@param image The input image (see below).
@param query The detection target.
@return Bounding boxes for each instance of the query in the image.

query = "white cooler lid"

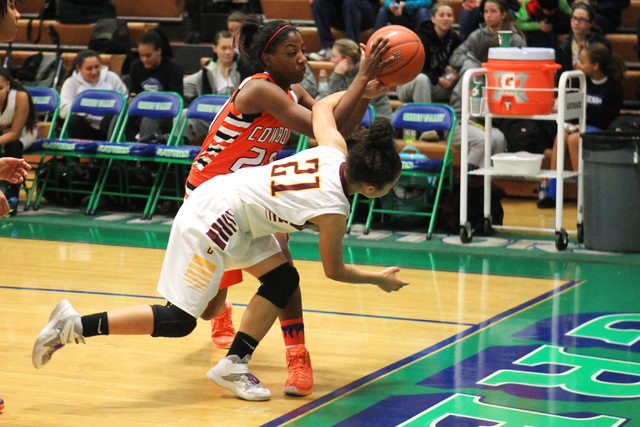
[488,47,556,61]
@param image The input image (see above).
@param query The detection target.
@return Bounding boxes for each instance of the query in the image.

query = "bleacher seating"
[20,0,182,22]
[8,19,158,49]
[0,51,127,75]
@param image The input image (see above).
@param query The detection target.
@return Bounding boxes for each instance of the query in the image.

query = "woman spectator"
[127,29,184,141]
[59,50,129,140]
[458,0,521,41]
[572,0,629,34]
[182,31,243,144]
[555,3,609,75]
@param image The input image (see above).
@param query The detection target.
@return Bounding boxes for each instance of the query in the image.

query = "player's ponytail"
[346,119,401,188]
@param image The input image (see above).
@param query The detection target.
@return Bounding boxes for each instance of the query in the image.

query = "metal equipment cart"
[459,68,586,250]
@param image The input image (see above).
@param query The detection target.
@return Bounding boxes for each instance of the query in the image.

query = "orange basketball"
[366,25,425,87]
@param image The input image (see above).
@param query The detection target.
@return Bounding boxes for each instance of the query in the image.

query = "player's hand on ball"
[377,267,409,293]
[363,79,389,98]
[358,37,390,81]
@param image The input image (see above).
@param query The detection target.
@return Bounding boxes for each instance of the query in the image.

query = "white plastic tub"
[491,151,544,175]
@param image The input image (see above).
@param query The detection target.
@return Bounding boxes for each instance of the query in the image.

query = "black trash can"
[583,131,640,252]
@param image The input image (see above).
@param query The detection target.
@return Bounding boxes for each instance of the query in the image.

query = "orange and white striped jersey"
[186,73,298,191]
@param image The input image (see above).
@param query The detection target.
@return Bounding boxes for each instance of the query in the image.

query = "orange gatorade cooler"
[481,47,560,115]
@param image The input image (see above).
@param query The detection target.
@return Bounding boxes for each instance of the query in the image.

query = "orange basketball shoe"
[210,300,236,349]
[283,344,313,396]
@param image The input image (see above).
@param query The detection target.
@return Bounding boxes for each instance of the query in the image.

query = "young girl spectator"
[328,38,393,119]
[555,3,609,75]
[182,31,243,144]
[0,67,37,216]
[127,29,184,141]
[59,50,129,140]
[458,0,521,40]
[538,42,625,207]
[396,2,461,106]
[187,18,389,397]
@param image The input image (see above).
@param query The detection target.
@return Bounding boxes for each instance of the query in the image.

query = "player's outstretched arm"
[332,36,390,136]
[312,92,349,155]
[312,213,409,292]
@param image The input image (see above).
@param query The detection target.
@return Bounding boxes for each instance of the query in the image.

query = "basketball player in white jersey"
[33,91,409,402]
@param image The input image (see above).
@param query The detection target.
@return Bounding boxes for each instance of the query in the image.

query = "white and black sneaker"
[32,299,85,369]
[206,355,271,401]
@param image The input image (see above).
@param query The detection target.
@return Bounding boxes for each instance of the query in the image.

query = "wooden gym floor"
[1,199,639,426]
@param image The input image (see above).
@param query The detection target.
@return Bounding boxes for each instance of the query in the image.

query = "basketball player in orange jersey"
[185,17,390,397]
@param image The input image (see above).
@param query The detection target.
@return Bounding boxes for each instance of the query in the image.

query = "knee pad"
[256,263,299,309]
[151,302,197,337]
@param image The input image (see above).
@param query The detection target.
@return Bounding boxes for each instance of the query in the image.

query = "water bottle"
[317,69,330,99]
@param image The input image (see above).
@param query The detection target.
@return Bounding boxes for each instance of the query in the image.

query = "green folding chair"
[24,89,127,211]
[86,91,183,216]
[23,86,60,207]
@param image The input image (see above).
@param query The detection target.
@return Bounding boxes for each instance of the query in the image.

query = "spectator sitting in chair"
[182,31,244,145]
[127,29,184,141]
[59,50,129,141]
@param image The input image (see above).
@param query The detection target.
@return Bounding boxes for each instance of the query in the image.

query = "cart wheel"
[460,225,472,244]
[483,217,493,235]
[555,229,569,251]
[577,223,584,244]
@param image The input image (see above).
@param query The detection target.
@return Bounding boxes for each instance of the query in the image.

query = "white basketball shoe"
[32,299,85,369]
[206,354,271,401]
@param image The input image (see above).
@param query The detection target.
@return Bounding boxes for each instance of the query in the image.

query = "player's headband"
[262,25,292,58]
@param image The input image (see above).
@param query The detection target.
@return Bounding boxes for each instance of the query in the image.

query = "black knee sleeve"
[256,263,300,309]
[151,302,197,337]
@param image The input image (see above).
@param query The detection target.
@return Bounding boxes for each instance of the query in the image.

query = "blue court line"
[0,285,473,327]
[262,279,582,427]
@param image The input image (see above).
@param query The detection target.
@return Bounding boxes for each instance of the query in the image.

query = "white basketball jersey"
[192,146,351,239]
